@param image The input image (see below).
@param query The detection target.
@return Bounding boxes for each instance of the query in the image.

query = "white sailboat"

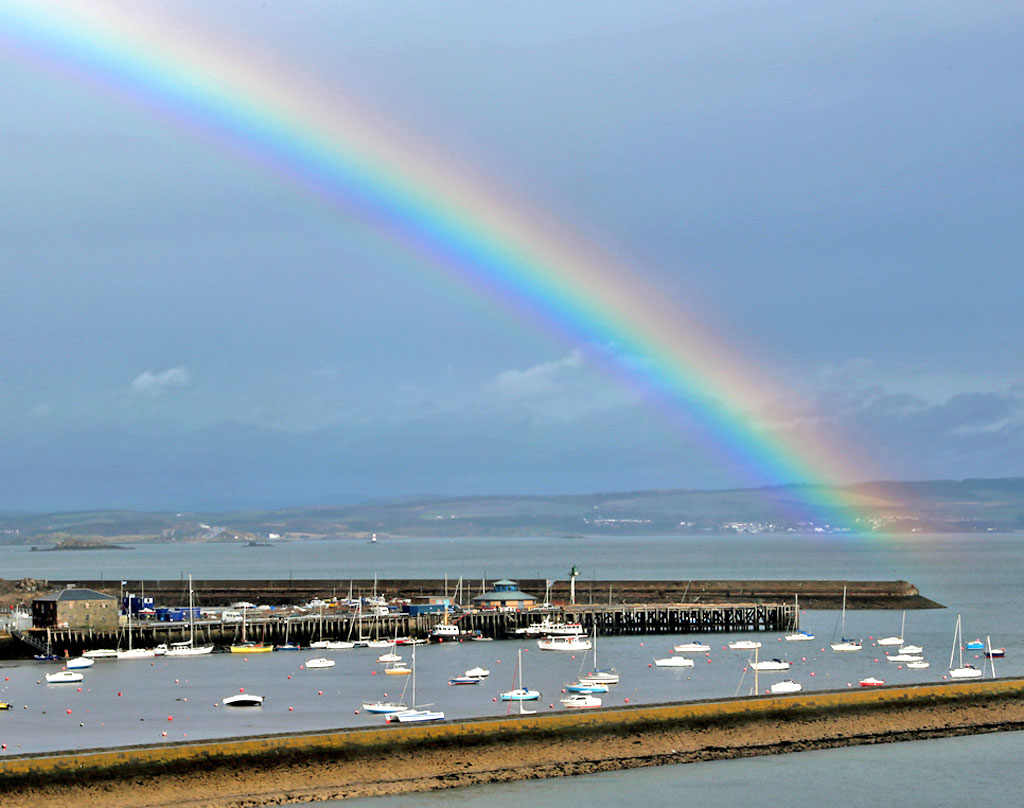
[784,595,815,641]
[949,613,982,679]
[166,575,215,657]
[876,611,906,646]
[387,645,445,723]
[830,586,862,652]
[501,648,540,701]
[577,625,619,685]
[117,596,156,660]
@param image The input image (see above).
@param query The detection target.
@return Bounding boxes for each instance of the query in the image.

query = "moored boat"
[65,656,95,669]
[728,640,761,650]
[653,656,694,667]
[750,658,790,671]
[537,634,592,652]
[304,657,335,669]
[45,670,84,683]
[769,679,803,694]
[673,641,712,652]
[560,693,601,708]
[223,693,264,707]
[859,677,885,687]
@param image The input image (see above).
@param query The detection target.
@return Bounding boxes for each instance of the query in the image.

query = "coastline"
[4,680,1023,807]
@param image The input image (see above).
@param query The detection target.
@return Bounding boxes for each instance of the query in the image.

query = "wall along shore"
[2,678,1021,808]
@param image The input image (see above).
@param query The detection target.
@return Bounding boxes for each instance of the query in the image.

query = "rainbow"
[0,2,877,525]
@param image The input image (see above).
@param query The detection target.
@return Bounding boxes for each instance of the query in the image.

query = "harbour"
[1,532,1021,804]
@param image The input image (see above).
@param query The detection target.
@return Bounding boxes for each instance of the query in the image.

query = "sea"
[2,531,1022,806]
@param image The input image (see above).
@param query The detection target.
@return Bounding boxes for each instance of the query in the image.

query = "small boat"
[117,647,157,661]
[223,693,264,707]
[448,675,482,685]
[877,611,907,646]
[45,670,84,684]
[275,643,300,651]
[830,586,862,652]
[83,648,118,659]
[377,651,402,663]
[229,643,274,654]
[501,649,540,701]
[653,656,694,668]
[859,677,885,687]
[673,641,712,652]
[985,648,1006,659]
[537,634,592,652]
[304,657,335,669]
[560,693,602,709]
[769,680,803,694]
[429,610,462,643]
[154,644,168,655]
[362,700,408,714]
[384,663,411,676]
[514,618,584,637]
[750,658,791,671]
[887,653,924,662]
[728,640,761,650]
[323,640,355,650]
[386,645,444,723]
[65,656,95,669]
[784,631,815,642]
[965,639,985,651]
[565,681,609,693]
[464,666,490,678]
[0,702,11,710]
[898,644,924,655]
[950,614,983,679]
[906,660,930,669]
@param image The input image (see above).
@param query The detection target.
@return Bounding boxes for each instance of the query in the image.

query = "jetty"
[3,678,1022,808]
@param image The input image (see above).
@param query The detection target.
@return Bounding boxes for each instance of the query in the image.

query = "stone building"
[32,586,119,630]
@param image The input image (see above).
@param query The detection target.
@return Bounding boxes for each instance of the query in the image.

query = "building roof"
[34,587,116,602]
[472,588,536,602]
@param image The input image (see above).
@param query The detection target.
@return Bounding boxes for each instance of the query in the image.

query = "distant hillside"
[0,477,1021,542]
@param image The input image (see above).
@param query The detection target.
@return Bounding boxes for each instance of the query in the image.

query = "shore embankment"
[3,679,1021,808]
[48,577,939,609]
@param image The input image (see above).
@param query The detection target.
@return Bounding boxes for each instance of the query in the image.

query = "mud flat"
[3,679,1023,808]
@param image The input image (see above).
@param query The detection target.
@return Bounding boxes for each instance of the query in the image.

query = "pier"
[6,600,798,659]
[0,577,939,659]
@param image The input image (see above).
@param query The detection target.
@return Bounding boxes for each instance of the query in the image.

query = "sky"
[0,1,1022,511]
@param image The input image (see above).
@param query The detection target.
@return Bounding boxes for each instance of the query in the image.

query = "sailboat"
[387,645,444,723]
[949,613,982,679]
[830,586,862,652]
[166,575,215,657]
[784,595,814,641]
[501,648,540,701]
[576,625,619,685]
[117,595,156,660]
[230,606,273,653]
[877,611,906,646]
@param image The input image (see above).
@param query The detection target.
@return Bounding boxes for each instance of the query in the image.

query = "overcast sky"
[1,1,1021,511]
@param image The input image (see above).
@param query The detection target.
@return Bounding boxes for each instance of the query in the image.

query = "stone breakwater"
[3,679,1022,808]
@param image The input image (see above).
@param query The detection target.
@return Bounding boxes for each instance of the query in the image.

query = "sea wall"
[47,577,940,609]
[3,679,1023,807]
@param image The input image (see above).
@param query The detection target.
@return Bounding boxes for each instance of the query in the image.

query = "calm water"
[2,532,1022,805]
